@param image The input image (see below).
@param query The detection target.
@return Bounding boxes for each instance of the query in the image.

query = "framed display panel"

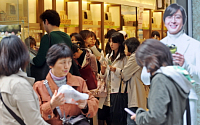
[121,5,137,38]
[142,9,151,40]
[61,0,80,35]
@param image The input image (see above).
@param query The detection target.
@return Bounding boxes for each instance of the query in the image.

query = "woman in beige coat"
[122,37,149,125]
[0,35,49,125]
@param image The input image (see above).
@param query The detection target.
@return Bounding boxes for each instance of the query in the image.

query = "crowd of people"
[0,3,199,125]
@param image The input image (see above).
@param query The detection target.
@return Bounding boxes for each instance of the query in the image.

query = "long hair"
[135,39,173,74]
[109,32,126,61]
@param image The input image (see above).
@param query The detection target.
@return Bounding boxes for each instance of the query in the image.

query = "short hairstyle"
[0,35,29,76]
[71,43,80,54]
[79,30,92,40]
[109,32,126,61]
[25,36,36,48]
[151,31,160,38]
[46,43,73,66]
[40,10,60,27]
[70,33,85,48]
[123,37,140,53]
[135,39,173,74]
[163,3,187,25]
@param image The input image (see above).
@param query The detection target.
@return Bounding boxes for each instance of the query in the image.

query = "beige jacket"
[121,53,149,109]
[0,70,49,125]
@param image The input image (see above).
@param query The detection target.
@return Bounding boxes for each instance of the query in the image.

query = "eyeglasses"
[166,15,182,21]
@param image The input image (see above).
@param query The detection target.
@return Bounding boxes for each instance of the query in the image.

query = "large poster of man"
[161,4,200,125]
[139,3,199,125]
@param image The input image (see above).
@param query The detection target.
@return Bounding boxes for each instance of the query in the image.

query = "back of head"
[40,9,60,27]
[151,31,160,38]
[135,39,173,74]
[0,35,29,76]
[25,36,36,48]
[124,37,140,53]
[72,43,80,54]
[46,43,72,67]
[105,29,117,39]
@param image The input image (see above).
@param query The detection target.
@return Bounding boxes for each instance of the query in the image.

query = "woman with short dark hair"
[0,35,49,125]
[122,37,149,125]
[131,39,192,125]
[33,43,98,125]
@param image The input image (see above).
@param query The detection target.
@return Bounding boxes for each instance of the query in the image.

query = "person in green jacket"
[31,10,79,81]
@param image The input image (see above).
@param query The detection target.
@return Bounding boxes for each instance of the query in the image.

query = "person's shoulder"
[160,36,168,43]
[185,34,200,45]
[33,80,45,88]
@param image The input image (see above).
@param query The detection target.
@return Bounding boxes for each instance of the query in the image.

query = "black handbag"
[110,80,128,125]
[30,35,51,82]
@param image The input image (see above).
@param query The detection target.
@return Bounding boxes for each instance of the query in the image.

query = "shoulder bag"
[0,92,26,125]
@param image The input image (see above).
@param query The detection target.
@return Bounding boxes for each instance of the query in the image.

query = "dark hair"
[46,43,73,66]
[95,39,100,46]
[105,29,117,54]
[109,32,126,61]
[151,31,160,38]
[25,36,36,48]
[70,33,85,48]
[123,37,140,53]
[91,31,97,40]
[71,43,80,54]
[0,35,29,76]
[105,29,117,39]
[163,3,187,25]
[135,39,173,74]
[79,30,92,40]
[40,10,60,27]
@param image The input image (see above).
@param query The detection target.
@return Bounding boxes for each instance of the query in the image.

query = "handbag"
[43,80,90,125]
[90,74,107,97]
[30,35,51,82]
[78,63,97,90]
[0,92,26,125]
[110,80,128,125]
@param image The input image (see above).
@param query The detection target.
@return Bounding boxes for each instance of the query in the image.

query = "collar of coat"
[45,72,80,93]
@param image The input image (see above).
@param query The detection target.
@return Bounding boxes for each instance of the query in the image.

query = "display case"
[121,5,137,38]
[0,0,28,42]
[152,11,162,39]
[0,0,29,72]
[142,9,151,40]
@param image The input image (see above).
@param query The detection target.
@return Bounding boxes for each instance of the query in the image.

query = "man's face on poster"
[164,10,183,34]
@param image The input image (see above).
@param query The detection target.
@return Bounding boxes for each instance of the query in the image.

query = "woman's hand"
[109,65,116,72]
[101,61,107,75]
[76,100,87,109]
[172,52,185,66]
[131,114,136,121]
[50,90,66,110]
